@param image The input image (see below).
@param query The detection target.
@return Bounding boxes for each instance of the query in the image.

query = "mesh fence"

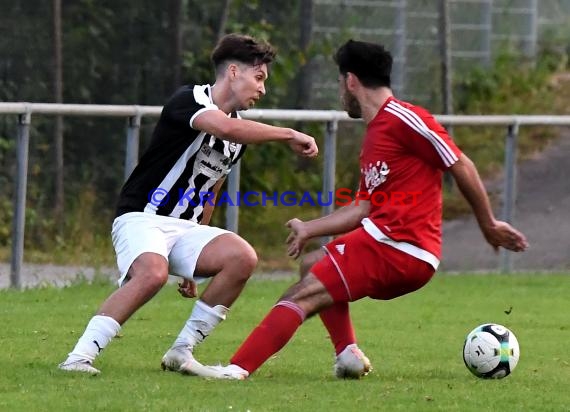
[310,0,570,110]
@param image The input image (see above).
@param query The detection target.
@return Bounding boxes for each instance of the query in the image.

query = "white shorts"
[111,212,231,286]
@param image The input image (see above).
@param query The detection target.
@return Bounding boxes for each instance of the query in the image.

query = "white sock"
[173,300,229,349]
[66,315,121,363]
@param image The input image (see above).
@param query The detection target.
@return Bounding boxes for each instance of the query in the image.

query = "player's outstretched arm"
[193,110,318,157]
[449,153,529,252]
[286,200,370,258]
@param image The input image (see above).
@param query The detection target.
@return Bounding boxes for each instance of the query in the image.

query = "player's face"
[233,63,268,110]
[339,74,361,119]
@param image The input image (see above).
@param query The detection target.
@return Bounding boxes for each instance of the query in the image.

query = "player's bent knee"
[229,243,258,280]
[142,269,169,289]
[125,268,168,294]
[128,253,169,288]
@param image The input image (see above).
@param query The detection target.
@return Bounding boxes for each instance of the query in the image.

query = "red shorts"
[311,227,435,302]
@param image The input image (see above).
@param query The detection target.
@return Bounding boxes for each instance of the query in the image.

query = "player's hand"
[286,218,310,259]
[177,279,198,298]
[482,220,529,252]
[288,131,318,158]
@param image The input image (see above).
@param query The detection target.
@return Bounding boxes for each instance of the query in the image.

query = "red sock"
[230,301,305,374]
[319,302,356,355]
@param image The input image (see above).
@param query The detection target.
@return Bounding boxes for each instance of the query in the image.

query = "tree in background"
[6,1,565,263]
[0,0,319,260]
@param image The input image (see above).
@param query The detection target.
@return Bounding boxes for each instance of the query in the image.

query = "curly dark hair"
[334,39,392,88]
[211,33,276,72]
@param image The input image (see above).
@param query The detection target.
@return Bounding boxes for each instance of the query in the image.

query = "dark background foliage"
[1,0,568,267]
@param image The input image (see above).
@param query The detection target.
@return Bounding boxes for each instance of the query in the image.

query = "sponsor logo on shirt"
[197,144,231,178]
[362,161,390,193]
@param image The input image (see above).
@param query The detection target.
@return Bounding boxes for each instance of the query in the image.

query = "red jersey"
[358,96,462,267]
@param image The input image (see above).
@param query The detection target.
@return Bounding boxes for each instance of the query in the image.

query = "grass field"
[1,273,569,412]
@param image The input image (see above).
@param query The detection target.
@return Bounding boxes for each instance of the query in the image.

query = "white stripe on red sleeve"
[386,101,459,167]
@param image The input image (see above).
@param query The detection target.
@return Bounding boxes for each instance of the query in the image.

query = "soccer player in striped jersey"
[58,33,318,375]
[184,39,528,380]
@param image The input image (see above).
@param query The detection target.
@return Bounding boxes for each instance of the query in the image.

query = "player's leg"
[98,252,169,322]
[186,266,369,379]
[308,245,371,378]
[191,233,387,380]
[185,228,374,379]
[59,255,168,374]
[320,235,436,379]
[194,233,258,307]
[188,229,434,380]
[189,272,334,379]
[298,249,324,279]
[300,249,358,360]
[162,229,257,373]
[59,213,171,374]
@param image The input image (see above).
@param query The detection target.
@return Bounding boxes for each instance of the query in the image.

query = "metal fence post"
[225,160,241,233]
[392,0,407,98]
[10,112,32,289]
[500,123,519,273]
[321,120,338,245]
[481,0,493,67]
[125,112,141,181]
[440,0,455,191]
[525,0,538,61]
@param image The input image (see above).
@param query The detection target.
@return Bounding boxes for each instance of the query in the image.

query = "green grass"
[1,273,569,411]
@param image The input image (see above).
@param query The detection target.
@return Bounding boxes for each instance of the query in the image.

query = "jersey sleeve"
[391,105,462,170]
[165,85,219,130]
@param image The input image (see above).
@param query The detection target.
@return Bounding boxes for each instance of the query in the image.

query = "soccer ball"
[462,323,520,379]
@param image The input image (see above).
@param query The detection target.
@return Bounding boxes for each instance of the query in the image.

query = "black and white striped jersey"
[115,84,246,223]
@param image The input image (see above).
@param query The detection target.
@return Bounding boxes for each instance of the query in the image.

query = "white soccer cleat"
[58,359,101,375]
[334,344,372,379]
[161,345,195,372]
[182,359,249,380]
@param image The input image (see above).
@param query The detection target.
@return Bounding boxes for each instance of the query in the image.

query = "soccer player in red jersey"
[186,39,529,380]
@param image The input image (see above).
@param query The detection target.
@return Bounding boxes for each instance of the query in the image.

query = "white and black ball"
[463,323,520,379]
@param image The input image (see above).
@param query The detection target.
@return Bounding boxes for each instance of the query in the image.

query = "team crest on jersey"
[362,160,390,193]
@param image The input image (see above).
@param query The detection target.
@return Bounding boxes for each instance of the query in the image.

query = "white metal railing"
[2,102,570,288]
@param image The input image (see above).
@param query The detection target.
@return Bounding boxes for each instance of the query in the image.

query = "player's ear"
[228,63,238,80]
[346,72,358,90]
